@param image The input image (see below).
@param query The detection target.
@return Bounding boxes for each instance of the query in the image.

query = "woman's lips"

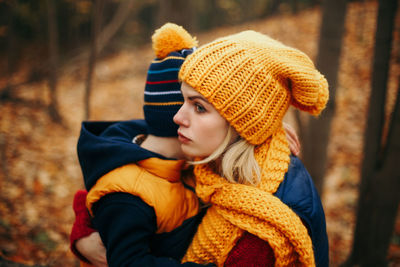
[177,131,191,144]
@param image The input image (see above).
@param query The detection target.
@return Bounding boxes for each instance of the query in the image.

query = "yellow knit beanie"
[179,30,329,145]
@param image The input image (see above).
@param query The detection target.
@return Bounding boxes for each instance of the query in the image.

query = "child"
[71,23,212,267]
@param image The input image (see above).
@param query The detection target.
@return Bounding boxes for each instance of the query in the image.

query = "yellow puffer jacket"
[86,157,199,233]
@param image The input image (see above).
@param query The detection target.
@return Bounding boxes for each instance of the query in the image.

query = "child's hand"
[76,232,108,267]
[283,122,301,156]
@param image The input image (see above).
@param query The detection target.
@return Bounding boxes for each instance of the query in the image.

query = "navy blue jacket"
[78,120,164,190]
[78,120,211,267]
[275,156,329,266]
[78,120,329,267]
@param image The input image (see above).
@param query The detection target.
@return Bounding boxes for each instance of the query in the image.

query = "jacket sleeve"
[92,192,213,267]
[70,190,97,263]
[224,232,275,266]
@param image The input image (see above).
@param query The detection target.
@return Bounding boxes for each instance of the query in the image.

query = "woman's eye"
[195,103,206,113]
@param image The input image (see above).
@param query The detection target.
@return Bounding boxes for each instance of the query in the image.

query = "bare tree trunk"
[344,0,399,265]
[354,85,400,266]
[6,2,17,79]
[291,0,299,14]
[157,0,193,30]
[96,0,135,54]
[262,0,281,17]
[208,0,224,28]
[46,0,62,122]
[0,1,17,100]
[301,0,348,194]
[84,0,105,120]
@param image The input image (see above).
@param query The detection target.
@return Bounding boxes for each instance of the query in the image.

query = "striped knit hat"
[180,30,329,145]
[144,23,197,137]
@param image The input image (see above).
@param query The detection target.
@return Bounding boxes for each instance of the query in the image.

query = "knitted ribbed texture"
[182,129,315,267]
[179,30,329,145]
[144,23,197,137]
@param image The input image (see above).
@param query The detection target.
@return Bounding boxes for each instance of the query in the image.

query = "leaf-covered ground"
[0,1,399,266]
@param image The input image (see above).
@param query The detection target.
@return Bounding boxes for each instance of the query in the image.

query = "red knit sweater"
[70,190,275,266]
[225,232,275,266]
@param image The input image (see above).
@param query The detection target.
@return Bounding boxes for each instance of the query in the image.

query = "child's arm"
[70,190,106,266]
[92,193,213,266]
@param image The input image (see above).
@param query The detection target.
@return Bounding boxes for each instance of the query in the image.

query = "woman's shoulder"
[274,156,329,266]
[274,156,317,202]
[274,155,323,227]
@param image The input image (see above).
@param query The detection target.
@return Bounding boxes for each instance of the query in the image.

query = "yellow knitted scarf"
[182,128,315,267]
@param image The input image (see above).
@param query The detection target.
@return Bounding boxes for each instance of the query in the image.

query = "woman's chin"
[181,146,195,159]
[181,146,204,159]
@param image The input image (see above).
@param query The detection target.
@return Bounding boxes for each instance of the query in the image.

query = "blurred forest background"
[0,0,399,266]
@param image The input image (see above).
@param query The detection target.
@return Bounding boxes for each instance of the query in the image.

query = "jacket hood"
[77,120,166,190]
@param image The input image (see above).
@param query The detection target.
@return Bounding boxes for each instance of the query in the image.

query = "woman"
[71,27,318,265]
[173,29,329,266]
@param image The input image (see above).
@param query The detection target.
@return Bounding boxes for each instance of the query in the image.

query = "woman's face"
[173,82,230,159]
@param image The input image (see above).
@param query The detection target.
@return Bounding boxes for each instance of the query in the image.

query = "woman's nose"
[173,106,188,127]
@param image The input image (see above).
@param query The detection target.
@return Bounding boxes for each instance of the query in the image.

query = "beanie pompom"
[152,23,198,59]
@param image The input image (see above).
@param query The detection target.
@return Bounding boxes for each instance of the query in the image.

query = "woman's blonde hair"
[191,127,261,185]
